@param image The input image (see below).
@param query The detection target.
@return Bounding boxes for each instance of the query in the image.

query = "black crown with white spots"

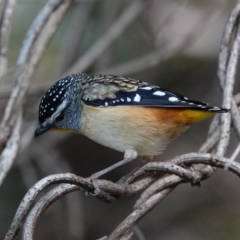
[38,76,74,123]
[84,84,228,113]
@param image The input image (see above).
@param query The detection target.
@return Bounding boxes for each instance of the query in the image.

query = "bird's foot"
[179,163,201,187]
[85,176,102,197]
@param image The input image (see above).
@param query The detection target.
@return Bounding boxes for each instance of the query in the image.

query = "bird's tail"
[174,107,229,124]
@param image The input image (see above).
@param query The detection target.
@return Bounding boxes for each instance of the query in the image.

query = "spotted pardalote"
[35,73,228,178]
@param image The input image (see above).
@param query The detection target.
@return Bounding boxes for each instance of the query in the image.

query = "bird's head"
[35,74,86,137]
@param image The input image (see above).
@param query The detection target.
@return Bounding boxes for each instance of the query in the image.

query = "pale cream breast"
[81,104,189,156]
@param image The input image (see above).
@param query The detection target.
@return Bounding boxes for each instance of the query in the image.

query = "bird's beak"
[34,124,52,137]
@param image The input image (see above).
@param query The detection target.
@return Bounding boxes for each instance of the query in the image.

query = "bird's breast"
[80,105,193,156]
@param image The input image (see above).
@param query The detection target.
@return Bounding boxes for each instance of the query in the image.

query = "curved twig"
[0,0,73,150]
[0,0,17,80]
[217,0,240,156]
[22,184,79,240]
[65,0,145,75]
[4,173,118,240]
[4,1,240,240]
[0,0,74,187]
[108,154,239,239]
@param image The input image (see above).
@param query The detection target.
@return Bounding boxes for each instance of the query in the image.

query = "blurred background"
[1,0,240,239]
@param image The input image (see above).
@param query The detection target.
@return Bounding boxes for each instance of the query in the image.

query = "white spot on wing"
[134,94,141,102]
[127,97,131,102]
[209,106,221,111]
[105,102,108,106]
[140,86,152,90]
[168,97,179,102]
[153,91,166,96]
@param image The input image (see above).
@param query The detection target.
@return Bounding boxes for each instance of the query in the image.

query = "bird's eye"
[55,112,64,122]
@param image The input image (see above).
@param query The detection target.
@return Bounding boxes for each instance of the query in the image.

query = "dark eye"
[55,112,64,122]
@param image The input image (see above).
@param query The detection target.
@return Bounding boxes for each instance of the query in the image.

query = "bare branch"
[108,189,172,240]
[229,143,240,162]
[108,153,239,239]
[217,0,240,156]
[22,184,79,240]
[4,173,118,240]
[6,150,240,240]
[0,0,73,136]
[0,0,17,80]
[64,0,145,75]
[127,161,202,185]
[102,1,220,76]
[0,111,22,185]
[217,0,240,87]
[231,99,240,139]
[199,92,240,153]
[0,0,74,187]
[56,1,94,74]
[4,1,240,240]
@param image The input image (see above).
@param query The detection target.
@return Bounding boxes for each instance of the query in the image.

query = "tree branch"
[0,0,17,80]
[64,0,145,75]
[0,0,74,187]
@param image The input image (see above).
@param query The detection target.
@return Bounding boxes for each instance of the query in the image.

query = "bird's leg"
[91,149,138,179]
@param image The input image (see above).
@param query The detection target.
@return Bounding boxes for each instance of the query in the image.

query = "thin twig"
[4,2,240,240]
[102,1,220,76]
[108,189,172,240]
[0,0,74,187]
[22,184,79,240]
[108,153,239,239]
[4,173,118,240]
[0,0,17,80]
[55,0,94,74]
[6,151,240,240]
[0,0,73,141]
[217,0,240,156]
[64,0,145,75]
[0,111,22,185]
[217,0,240,87]
[229,143,240,162]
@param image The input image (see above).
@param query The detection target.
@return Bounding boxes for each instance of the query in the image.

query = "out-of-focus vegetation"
[1,0,240,239]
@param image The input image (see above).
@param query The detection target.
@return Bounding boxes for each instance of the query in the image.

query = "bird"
[35,73,228,178]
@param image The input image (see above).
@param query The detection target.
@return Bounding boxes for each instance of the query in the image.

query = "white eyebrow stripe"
[51,99,68,121]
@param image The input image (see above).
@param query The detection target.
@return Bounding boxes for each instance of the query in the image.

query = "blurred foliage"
[1,0,240,239]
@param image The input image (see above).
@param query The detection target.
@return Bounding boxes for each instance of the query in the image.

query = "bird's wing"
[81,75,227,113]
